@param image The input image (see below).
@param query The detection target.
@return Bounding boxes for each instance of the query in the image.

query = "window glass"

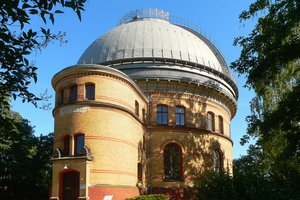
[135,101,139,116]
[60,89,64,105]
[137,163,142,181]
[213,150,222,173]
[85,84,95,100]
[175,106,185,126]
[207,112,215,131]
[157,105,168,125]
[70,85,77,103]
[75,134,84,155]
[142,109,146,122]
[63,135,70,156]
[164,144,182,180]
[219,116,224,134]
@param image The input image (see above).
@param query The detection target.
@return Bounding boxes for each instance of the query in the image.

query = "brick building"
[50,9,238,200]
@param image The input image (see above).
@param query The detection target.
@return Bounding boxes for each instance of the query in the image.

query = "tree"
[195,145,300,200]
[231,0,300,188]
[0,0,86,113]
[0,111,53,200]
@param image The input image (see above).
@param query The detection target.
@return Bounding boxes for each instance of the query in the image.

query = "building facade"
[50,9,238,200]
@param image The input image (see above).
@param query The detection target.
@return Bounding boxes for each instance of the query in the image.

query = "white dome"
[77,13,238,101]
[78,18,227,74]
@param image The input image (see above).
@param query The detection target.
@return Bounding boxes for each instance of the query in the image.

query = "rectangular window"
[219,116,224,134]
[75,134,84,155]
[135,100,139,116]
[63,136,70,156]
[60,89,64,105]
[207,112,215,131]
[157,105,168,125]
[142,109,146,122]
[176,106,185,126]
[70,85,77,103]
[85,84,95,100]
[137,163,142,181]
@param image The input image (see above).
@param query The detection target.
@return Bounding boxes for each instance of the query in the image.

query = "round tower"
[51,9,238,200]
[51,65,148,200]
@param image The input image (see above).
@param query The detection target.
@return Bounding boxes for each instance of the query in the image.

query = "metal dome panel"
[78,18,224,73]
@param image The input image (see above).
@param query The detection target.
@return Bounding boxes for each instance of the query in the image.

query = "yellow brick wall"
[51,65,236,198]
[146,91,233,188]
[51,66,148,198]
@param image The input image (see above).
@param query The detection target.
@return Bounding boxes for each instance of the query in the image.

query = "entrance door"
[62,171,79,200]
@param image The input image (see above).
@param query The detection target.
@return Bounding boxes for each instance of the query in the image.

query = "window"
[142,109,146,122]
[219,116,224,134]
[59,89,64,105]
[74,134,85,155]
[213,150,223,173]
[85,84,95,100]
[135,100,139,116]
[164,143,182,180]
[157,105,168,125]
[207,112,215,131]
[63,136,70,156]
[176,106,185,126]
[70,85,78,103]
[137,163,142,181]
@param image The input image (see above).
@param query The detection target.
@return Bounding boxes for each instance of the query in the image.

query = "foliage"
[195,1,300,199]
[0,111,53,200]
[126,194,169,200]
[231,0,300,188]
[195,145,300,200]
[0,4,85,198]
[0,0,86,112]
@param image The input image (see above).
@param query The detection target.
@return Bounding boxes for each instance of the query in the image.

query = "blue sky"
[12,0,255,159]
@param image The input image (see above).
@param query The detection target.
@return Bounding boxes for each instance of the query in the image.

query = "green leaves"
[231,0,300,195]
[0,111,54,199]
[0,0,86,116]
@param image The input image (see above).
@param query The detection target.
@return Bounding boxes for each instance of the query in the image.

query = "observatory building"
[50,9,238,200]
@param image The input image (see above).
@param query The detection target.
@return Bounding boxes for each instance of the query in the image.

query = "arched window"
[213,150,223,173]
[164,143,182,180]
[207,112,215,131]
[176,106,185,126]
[74,134,85,155]
[157,105,168,125]
[85,83,95,100]
[219,115,224,134]
[70,85,78,103]
[135,100,139,116]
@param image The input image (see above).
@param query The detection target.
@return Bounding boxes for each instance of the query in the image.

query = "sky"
[12,0,256,159]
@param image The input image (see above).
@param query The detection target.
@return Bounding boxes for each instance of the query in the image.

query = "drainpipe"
[148,94,153,194]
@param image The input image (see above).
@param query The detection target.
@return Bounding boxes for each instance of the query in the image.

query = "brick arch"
[160,139,185,154]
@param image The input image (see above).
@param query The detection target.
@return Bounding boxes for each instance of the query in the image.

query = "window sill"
[51,155,93,161]
[156,124,169,126]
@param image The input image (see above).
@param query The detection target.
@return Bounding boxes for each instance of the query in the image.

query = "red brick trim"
[86,135,138,149]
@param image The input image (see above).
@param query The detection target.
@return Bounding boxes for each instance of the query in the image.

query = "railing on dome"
[117,8,237,85]
[117,9,211,43]
[117,8,206,38]
[117,8,170,25]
